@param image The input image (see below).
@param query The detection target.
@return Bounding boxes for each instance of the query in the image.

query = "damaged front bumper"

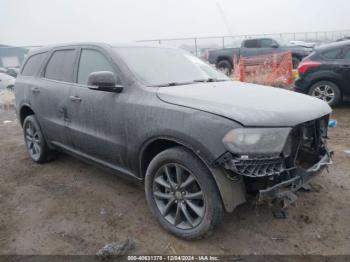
[215,115,333,206]
[258,150,333,202]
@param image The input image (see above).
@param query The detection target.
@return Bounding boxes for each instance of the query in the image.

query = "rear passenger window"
[322,48,342,59]
[44,49,76,82]
[244,40,259,48]
[21,53,46,76]
[77,49,114,85]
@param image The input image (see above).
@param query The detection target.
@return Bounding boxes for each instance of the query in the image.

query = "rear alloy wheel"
[309,81,341,106]
[145,147,223,239]
[23,115,54,163]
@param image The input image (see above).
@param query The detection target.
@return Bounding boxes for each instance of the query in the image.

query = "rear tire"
[6,85,14,90]
[292,57,301,69]
[145,147,224,239]
[216,60,233,76]
[308,80,341,107]
[23,115,55,163]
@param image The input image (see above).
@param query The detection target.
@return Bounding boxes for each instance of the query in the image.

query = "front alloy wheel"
[153,163,205,229]
[145,147,223,239]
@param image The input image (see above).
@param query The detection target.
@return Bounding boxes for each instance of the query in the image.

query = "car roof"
[27,42,176,56]
[316,40,350,52]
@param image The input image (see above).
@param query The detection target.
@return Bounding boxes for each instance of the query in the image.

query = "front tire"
[23,115,54,163]
[145,147,224,239]
[308,80,341,107]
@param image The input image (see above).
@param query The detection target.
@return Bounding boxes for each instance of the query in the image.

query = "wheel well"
[310,78,343,98]
[139,139,232,212]
[216,56,233,67]
[140,139,180,177]
[292,54,302,60]
[20,106,34,126]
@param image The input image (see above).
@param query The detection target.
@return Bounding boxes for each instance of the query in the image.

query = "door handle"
[31,87,40,93]
[69,95,82,102]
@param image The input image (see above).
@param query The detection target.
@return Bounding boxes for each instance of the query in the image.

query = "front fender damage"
[208,167,246,213]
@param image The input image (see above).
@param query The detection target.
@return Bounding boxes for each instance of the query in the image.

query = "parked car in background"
[289,40,316,48]
[15,43,332,239]
[295,40,350,106]
[336,36,350,42]
[6,68,19,78]
[198,48,217,61]
[0,72,15,90]
[208,38,313,74]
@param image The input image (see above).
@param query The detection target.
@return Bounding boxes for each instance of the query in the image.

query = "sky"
[1,0,350,46]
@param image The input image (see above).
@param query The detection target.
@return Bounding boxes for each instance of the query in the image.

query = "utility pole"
[215,0,234,37]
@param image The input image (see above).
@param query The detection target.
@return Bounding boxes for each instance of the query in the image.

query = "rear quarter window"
[44,49,76,82]
[21,52,47,76]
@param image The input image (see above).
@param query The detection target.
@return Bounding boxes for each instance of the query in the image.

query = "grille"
[229,157,285,177]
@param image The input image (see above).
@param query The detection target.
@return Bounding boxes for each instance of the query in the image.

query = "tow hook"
[271,191,298,219]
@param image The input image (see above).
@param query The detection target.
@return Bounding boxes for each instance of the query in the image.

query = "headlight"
[222,128,292,155]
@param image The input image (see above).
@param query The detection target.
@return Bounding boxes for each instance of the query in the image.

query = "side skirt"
[51,141,143,185]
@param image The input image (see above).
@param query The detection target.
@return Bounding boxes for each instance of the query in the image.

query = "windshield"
[113,47,229,86]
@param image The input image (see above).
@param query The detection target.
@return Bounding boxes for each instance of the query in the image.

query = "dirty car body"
[15,42,332,239]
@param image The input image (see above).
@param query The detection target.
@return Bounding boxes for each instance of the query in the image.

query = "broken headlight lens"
[222,128,292,156]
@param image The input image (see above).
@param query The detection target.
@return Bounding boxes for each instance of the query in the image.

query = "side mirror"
[270,43,279,48]
[87,71,123,93]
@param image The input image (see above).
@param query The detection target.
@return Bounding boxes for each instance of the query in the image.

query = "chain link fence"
[137,29,350,56]
[1,29,350,56]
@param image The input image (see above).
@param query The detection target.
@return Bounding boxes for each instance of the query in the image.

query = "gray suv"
[15,43,333,239]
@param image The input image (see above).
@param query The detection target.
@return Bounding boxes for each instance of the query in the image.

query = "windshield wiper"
[149,82,195,87]
[149,78,229,87]
[193,78,229,83]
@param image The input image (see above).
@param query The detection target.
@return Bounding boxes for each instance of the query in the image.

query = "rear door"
[33,48,78,147]
[240,39,259,57]
[68,47,127,167]
[338,45,350,96]
[15,52,47,118]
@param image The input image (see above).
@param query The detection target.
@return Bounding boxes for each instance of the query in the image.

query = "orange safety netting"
[231,52,294,88]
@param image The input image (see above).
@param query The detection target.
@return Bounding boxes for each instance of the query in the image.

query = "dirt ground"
[0,91,349,255]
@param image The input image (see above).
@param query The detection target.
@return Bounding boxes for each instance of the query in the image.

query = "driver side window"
[77,49,114,85]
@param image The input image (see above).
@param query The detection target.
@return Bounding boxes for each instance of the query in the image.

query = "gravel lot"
[0,91,349,255]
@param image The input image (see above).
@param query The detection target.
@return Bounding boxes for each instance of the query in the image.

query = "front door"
[257,39,280,56]
[68,47,127,167]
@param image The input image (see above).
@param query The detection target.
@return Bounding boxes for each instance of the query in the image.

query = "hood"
[281,45,313,55]
[157,81,332,127]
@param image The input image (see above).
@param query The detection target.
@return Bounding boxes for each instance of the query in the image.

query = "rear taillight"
[298,60,321,75]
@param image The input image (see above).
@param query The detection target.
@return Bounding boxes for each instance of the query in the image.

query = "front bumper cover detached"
[258,150,333,202]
